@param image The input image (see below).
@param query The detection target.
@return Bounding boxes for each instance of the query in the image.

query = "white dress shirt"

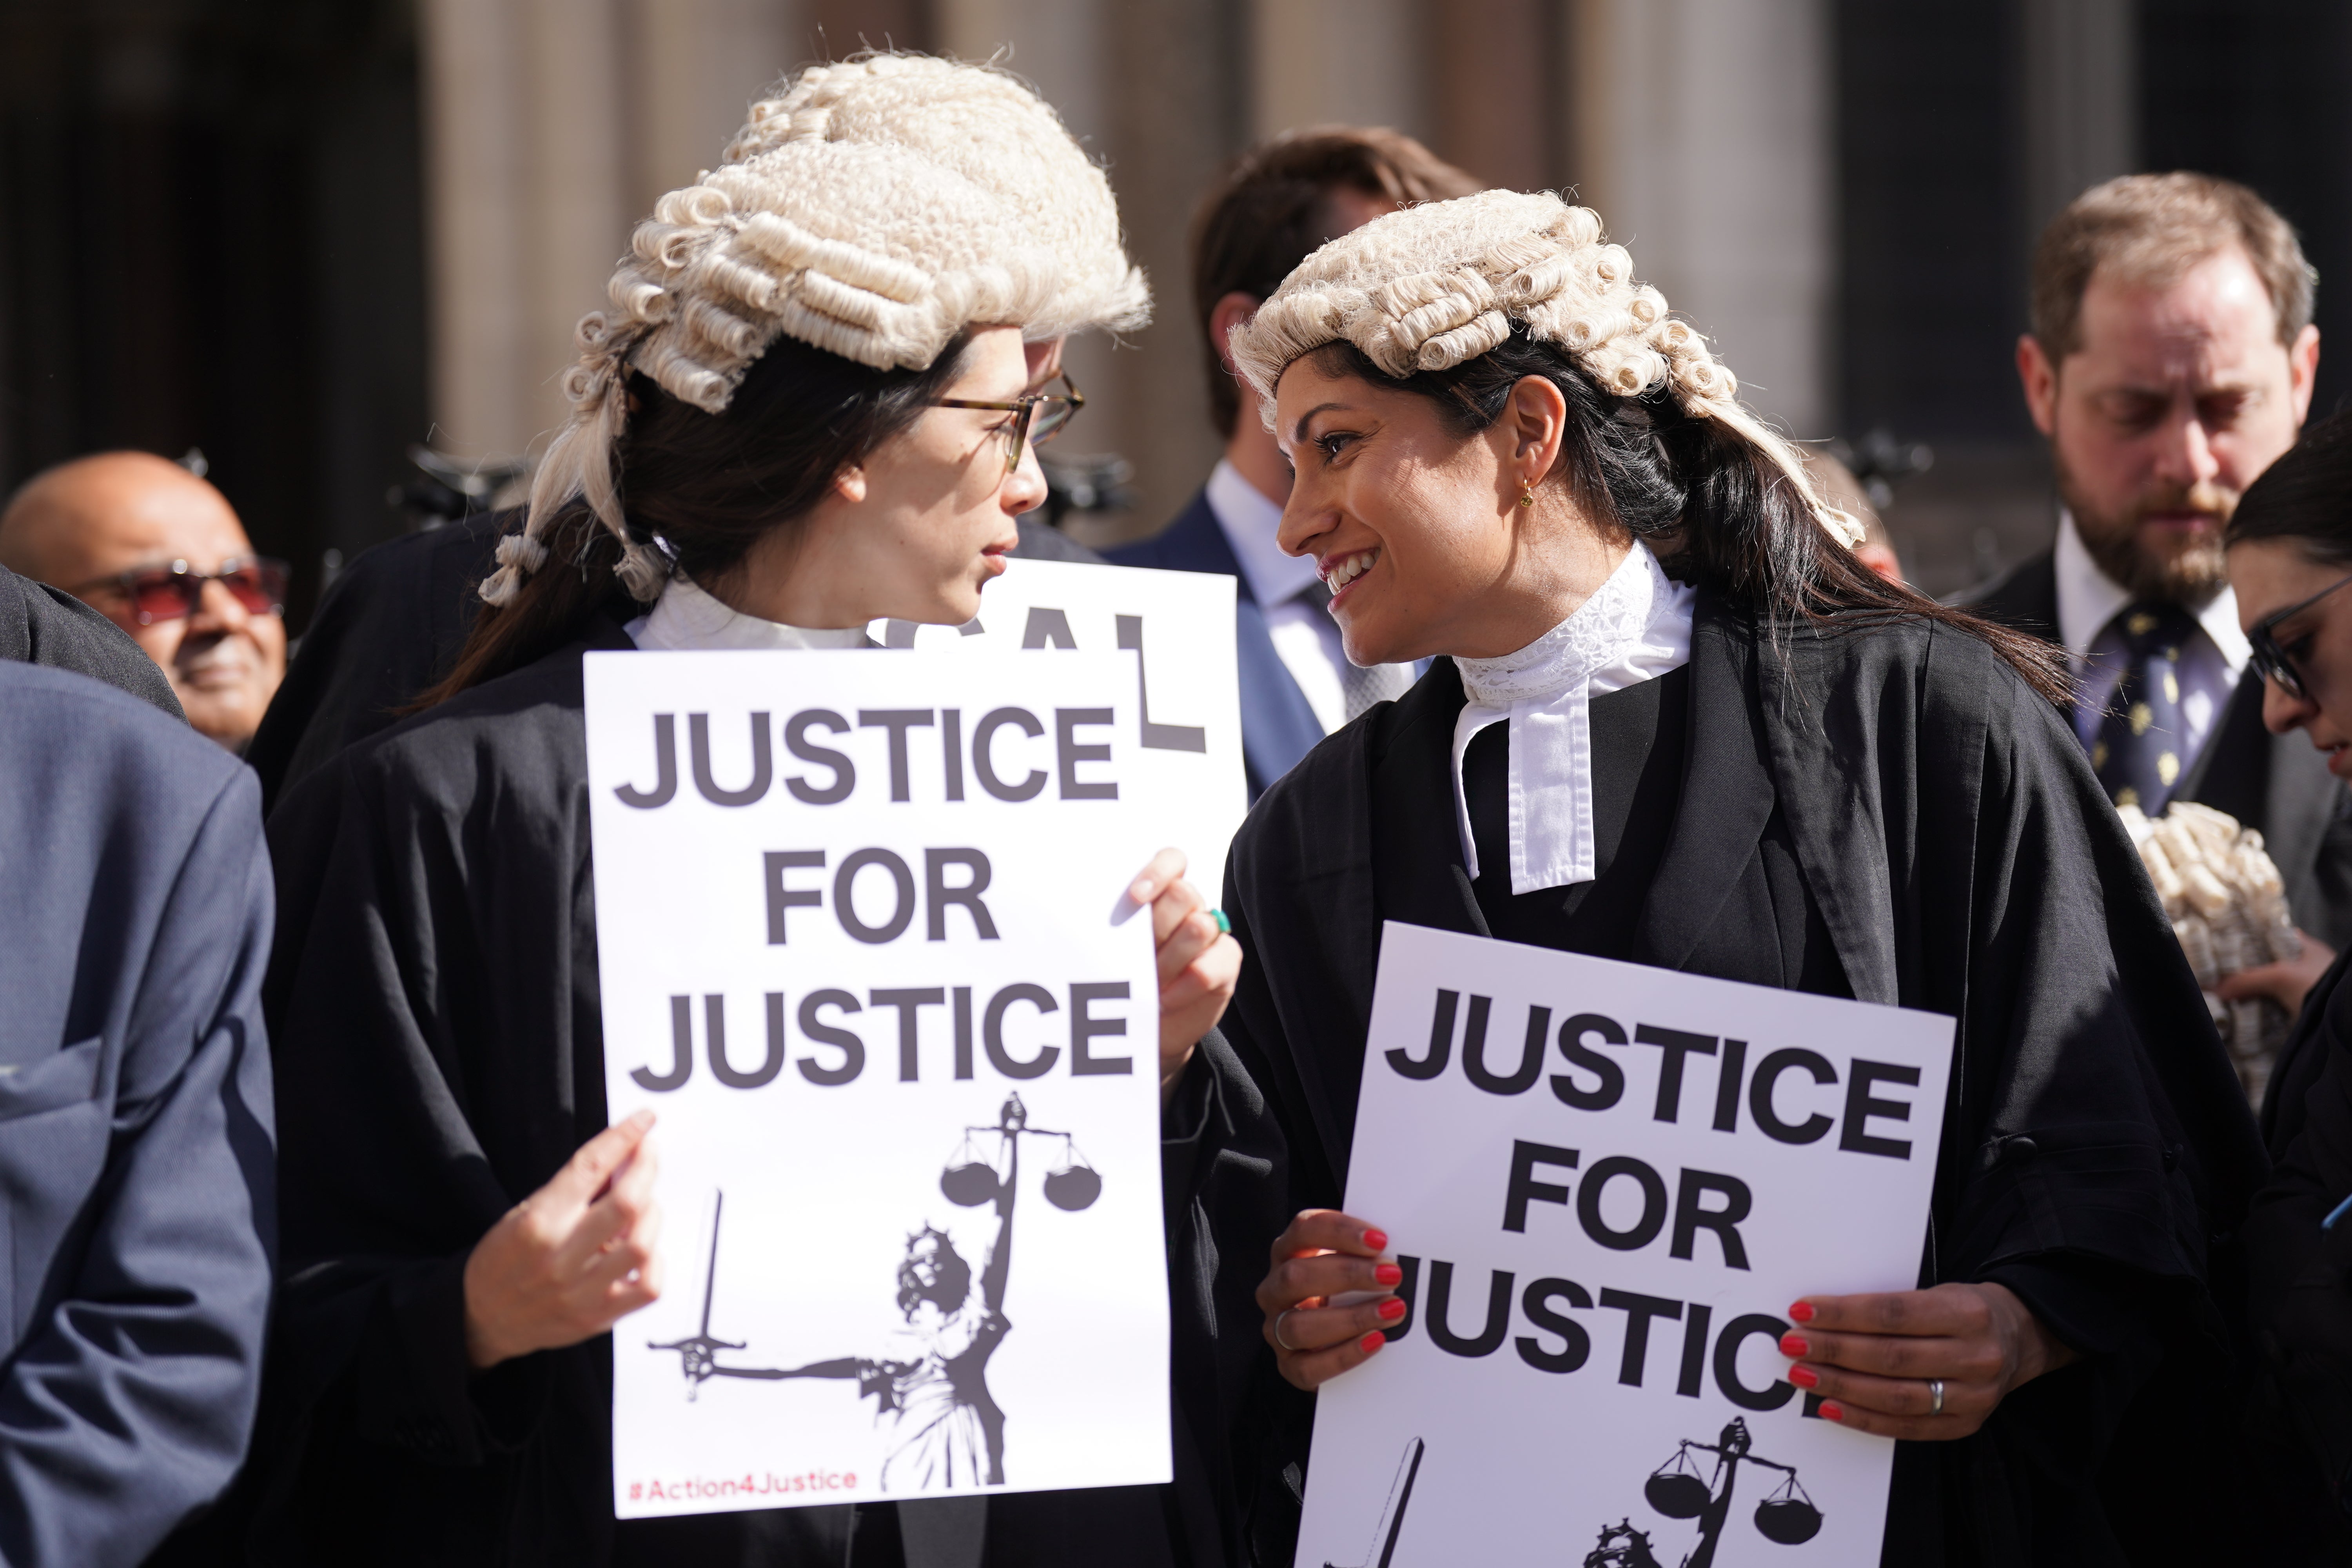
[2053,510,2248,753]
[1205,460,1357,735]
[624,576,872,652]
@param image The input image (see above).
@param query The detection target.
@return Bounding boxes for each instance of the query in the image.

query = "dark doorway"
[0,0,430,629]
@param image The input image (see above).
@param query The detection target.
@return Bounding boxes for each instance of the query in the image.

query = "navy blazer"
[0,663,276,1568]
[1106,489,1325,799]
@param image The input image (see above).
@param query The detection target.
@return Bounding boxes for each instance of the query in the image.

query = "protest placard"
[585,647,1186,1519]
[878,556,1245,896]
[1296,923,1954,1568]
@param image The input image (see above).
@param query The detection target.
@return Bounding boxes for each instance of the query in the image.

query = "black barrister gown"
[2243,947,2352,1553]
[250,610,1237,1567]
[1181,593,2268,1566]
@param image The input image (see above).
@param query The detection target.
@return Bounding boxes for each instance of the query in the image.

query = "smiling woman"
[1179,190,2270,1565]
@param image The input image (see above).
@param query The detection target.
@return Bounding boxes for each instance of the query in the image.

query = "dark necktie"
[2090,601,2206,812]
[1299,579,1413,720]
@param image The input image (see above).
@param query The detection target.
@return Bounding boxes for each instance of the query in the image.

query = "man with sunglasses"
[0,451,287,752]
[1970,174,2347,1011]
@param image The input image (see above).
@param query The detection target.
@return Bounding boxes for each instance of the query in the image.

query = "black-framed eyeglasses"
[2248,571,2352,700]
[65,555,289,626]
[931,373,1084,477]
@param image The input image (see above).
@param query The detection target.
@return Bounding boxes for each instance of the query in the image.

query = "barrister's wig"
[1226,189,1864,552]
[479,52,1151,609]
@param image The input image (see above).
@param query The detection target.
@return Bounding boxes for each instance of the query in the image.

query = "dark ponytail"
[1307,331,2069,704]
[2226,407,2352,564]
[422,329,974,705]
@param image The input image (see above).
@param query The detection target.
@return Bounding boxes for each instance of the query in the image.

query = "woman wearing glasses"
[250,57,1238,1568]
[2227,411,2352,1533]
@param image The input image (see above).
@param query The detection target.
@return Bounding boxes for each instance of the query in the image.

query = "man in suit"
[1970,172,2343,1002]
[0,653,276,1567]
[1107,129,1480,799]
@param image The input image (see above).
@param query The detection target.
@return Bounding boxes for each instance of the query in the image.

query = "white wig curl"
[482,52,1152,608]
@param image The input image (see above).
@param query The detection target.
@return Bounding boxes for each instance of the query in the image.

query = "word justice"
[611,706,1120,810]
[1398,989,1925,1160]
[628,980,1135,1093]
[1384,1255,1809,1416]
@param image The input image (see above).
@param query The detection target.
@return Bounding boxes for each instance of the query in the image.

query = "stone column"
[417,0,808,464]
[1569,0,1836,439]
[1251,0,1427,140]
[2020,0,2137,234]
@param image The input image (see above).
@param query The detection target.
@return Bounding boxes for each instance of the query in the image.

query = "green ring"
[1209,909,1232,934]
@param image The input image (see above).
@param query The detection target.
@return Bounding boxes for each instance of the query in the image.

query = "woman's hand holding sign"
[1129,849,1241,1107]
[1258,1209,1407,1390]
[1779,1281,2078,1440]
[463,1111,666,1369]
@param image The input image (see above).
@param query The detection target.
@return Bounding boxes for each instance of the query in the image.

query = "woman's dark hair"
[1304,331,2070,703]
[423,328,975,704]
[2226,407,2352,565]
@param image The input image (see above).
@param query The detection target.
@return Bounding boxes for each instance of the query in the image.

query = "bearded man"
[1972,173,2349,988]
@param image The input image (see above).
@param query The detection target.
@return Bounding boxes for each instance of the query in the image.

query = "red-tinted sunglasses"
[69,556,289,626]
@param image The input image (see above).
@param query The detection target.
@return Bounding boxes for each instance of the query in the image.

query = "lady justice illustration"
[652,1093,1102,1490]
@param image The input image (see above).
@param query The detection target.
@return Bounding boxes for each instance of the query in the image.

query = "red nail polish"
[1378,1296,1406,1321]
[1374,1263,1404,1287]
[1820,1401,1844,1423]
[1362,1229,1389,1252]
[1360,1330,1386,1354]
[1780,1334,1809,1357]
[1788,1301,1815,1323]
[1788,1365,1819,1389]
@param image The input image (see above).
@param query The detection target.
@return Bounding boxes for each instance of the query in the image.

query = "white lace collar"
[1451,542,1695,894]
[625,576,872,652]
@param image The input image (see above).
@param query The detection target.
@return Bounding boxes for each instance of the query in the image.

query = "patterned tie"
[1300,579,1414,720]
[2089,601,2206,812]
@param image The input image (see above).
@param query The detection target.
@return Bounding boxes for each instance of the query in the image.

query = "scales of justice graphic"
[649,1093,1102,1490]
[1325,1418,1821,1568]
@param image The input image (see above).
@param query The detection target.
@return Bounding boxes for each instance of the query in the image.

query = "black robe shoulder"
[1185,594,2267,1567]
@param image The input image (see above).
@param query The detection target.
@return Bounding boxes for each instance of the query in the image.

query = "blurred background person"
[1105,129,1479,799]
[1968,174,2346,1001]
[0,653,276,1568]
[1804,447,1906,586]
[0,452,287,752]
[2216,409,2352,1555]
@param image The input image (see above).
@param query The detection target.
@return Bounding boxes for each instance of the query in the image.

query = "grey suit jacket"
[0,663,276,1567]
[1966,547,2352,948]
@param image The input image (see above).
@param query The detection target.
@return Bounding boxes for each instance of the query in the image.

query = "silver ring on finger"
[1274,1309,1302,1353]
[1927,1378,1945,1417]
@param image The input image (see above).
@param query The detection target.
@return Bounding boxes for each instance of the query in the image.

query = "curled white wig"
[1227,189,1863,551]
[483,52,1152,608]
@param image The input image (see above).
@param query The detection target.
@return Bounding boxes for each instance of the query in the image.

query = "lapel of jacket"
[1635,595,1782,973]
[1746,610,1966,1007]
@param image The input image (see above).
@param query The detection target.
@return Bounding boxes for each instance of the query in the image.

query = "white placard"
[1298,923,1954,1568]
[878,557,1245,899]
[586,648,1178,1518]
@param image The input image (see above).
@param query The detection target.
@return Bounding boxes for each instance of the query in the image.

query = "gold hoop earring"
[1518,480,1537,509]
